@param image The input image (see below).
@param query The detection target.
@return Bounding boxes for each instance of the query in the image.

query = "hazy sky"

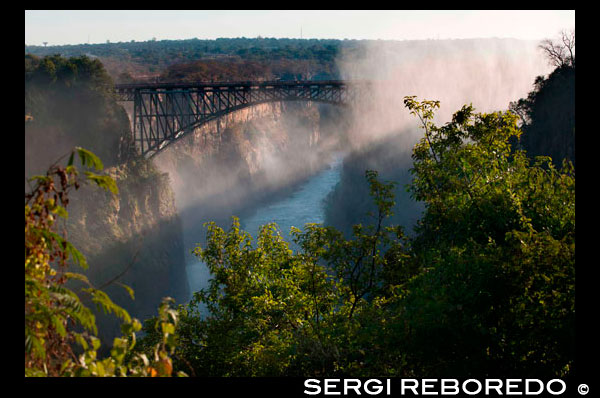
[25,10,575,46]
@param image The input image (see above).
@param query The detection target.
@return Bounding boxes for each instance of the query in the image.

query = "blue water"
[240,154,344,247]
[185,153,344,299]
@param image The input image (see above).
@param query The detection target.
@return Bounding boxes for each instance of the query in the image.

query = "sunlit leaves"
[400,97,575,377]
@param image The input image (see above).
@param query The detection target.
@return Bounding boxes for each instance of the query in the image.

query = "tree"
[401,97,575,377]
[539,30,575,68]
[135,98,574,379]
[137,170,407,377]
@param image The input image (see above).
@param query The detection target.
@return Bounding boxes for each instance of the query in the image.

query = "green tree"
[399,96,575,377]
[137,170,406,377]
[25,54,130,178]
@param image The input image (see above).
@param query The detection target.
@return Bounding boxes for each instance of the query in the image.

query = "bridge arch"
[116,80,354,158]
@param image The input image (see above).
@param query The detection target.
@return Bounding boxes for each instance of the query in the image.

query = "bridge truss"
[115,80,354,158]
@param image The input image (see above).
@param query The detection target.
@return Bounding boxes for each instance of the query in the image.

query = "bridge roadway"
[114,80,356,158]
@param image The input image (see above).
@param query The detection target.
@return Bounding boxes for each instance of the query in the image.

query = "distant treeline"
[25,37,356,82]
[25,37,348,62]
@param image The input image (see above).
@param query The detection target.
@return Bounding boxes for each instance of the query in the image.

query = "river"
[184,153,345,299]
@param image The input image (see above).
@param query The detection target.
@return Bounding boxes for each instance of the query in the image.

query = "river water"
[240,153,344,247]
[185,153,345,299]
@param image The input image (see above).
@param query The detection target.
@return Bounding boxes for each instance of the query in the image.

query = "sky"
[25,10,575,46]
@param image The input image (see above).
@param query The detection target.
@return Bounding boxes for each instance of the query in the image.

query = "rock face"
[141,100,346,298]
[151,101,327,212]
[41,90,346,350]
[66,159,189,353]
[25,60,191,351]
[143,100,349,265]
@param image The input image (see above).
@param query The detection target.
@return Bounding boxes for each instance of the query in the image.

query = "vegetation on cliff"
[25,37,575,378]
[325,31,575,238]
[26,97,574,377]
[25,54,131,176]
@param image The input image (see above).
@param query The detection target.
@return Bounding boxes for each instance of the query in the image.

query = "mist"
[145,100,348,297]
[320,38,553,236]
[338,38,552,148]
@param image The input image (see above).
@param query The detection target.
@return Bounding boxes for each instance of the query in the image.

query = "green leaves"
[83,171,118,194]
[71,146,119,194]
[26,147,186,377]
[76,146,103,170]
[175,169,408,376]
[365,170,396,218]
[84,287,132,324]
[399,97,575,377]
[118,282,136,301]
[403,96,441,123]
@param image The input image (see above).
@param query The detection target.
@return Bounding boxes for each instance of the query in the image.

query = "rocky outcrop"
[66,159,189,352]
[25,55,191,351]
[142,99,349,300]
[151,101,327,210]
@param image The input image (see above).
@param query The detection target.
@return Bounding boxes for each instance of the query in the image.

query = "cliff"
[148,99,347,228]
[66,159,189,350]
[26,54,349,349]
[153,101,324,207]
[145,99,349,297]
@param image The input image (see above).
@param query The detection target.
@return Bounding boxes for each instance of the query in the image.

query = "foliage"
[25,54,115,96]
[25,54,132,176]
[61,297,185,377]
[322,135,424,240]
[140,96,574,378]
[26,38,344,67]
[402,96,575,377]
[25,147,185,377]
[26,38,348,82]
[25,53,187,354]
[137,169,407,376]
[160,57,337,82]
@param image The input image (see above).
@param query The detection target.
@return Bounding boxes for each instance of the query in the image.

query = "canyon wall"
[143,99,348,296]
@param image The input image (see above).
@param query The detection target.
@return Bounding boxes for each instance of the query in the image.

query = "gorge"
[26,37,554,350]
[24,11,577,379]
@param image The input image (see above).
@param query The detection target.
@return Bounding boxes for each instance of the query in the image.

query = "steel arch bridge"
[115,80,356,158]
